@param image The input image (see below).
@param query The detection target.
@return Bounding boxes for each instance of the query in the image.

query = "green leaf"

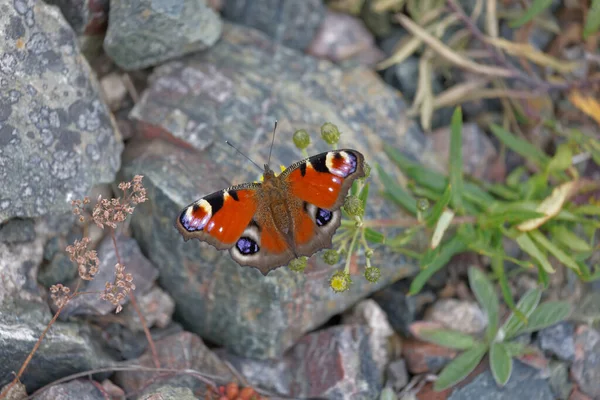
[434,343,488,391]
[410,236,467,295]
[506,166,527,188]
[364,227,385,244]
[468,267,500,343]
[417,329,478,350]
[426,184,452,228]
[547,144,572,173]
[503,341,527,357]
[516,301,571,334]
[574,204,600,216]
[489,124,550,168]
[384,146,447,192]
[489,230,516,312]
[377,165,418,215]
[508,0,553,28]
[584,0,600,39]
[502,288,542,339]
[515,233,555,273]
[359,182,370,208]
[449,107,464,212]
[490,342,513,386]
[479,209,546,228]
[430,209,455,250]
[550,226,592,252]
[529,230,581,272]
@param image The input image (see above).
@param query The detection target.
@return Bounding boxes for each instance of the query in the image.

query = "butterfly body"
[175,149,365,275]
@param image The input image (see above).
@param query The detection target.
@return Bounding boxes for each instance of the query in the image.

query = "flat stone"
[425,299,487,335]
[114,331,233,395]
[123,22,427,359]
[139,385,197,400]
[103,0,222,70]
[221,0,325,50]
[0,218,35,243]
[402,338,457,374]
[222,324,386,399]
[538,322,575,361]
[32,379,105,400]
[0,1,123,223]
[571,325,600,398]
[448,360,554,400]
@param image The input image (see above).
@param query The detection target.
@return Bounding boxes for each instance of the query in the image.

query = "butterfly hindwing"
[175,184,259,251]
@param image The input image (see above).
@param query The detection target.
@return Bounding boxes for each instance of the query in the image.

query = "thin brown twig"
[109,231,160,370]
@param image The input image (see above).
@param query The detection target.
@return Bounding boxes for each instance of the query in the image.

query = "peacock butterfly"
[174,127,365,276]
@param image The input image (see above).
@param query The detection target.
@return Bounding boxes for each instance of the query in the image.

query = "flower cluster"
[49,283,71,308]
[71,196,91,223]
[101,263,136,313]
[92,175,147,229]
[65,237,100,280]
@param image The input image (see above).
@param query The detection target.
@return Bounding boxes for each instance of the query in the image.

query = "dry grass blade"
[486,0,499,38]
[396,14,515,78]
[568,90,600,126]
[377,36,423,70]
[517,181,578,231]
[434,86,545,110]
[372,0,406,13]
[486,37,582,73]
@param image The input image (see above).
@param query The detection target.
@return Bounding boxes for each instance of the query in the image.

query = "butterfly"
[174,145,366,276]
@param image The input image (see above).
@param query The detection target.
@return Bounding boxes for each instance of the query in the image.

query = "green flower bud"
[343,195,364,216]
[288,256,307,272]
[293,129,310,150]
[321,122,341,145]
[363,161,371,179]
[330,270,352,293]
[323,249,340,265]
[364,266,380,283]
[417,198,430,212]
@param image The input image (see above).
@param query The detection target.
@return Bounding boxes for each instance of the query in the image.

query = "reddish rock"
[571,325,600,398]
[402,338,458,374]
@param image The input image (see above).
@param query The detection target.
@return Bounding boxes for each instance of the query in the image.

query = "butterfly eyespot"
[236,237,259,255]
[315,208,333,226]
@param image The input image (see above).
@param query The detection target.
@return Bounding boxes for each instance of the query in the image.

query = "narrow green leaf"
[409,236,467,295]
[433,343,488,391]
[359,182,370,208]
[468,267,500,342]
[550,226,592,252]
[508,0,553,28]
[490,343,513,386]
[426,184,452,228]
[449,107,464,212]
[384,146,447,192]
[364,227,385,244]
[515,233,555,273]
[502,288,542,339]
[376,165,418,215]
[481,182,521,201]
[503,341,527,357]
[479,210,546,228]
[529,230,581,272]
[516,301,571,334]
[574,204,600,216]
[506,166,527,188]
[417,329,478,350]
[430,209,455,250]
[489,124,550,168]
[584,0,600,39]
[489,231,516,312]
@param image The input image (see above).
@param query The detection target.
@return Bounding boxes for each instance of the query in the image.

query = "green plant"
[377,106,600,310]
[290,122,385,291]
[415,266,570,390]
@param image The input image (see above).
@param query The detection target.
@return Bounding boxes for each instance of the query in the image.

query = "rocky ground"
[0,0,599,399]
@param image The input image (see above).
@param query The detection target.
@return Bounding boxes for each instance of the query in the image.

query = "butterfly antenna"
[225,140,263,172]
[267,120,278,167]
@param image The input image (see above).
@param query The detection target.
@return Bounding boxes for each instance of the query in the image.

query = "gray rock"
[221,0,325,51]
[0,218,35,243]
[124,22,425,359]
[0,232,115,392]
[0,1,123,223]
[57,233,159,319]
[425,299,487,335]
[114,331,233,395]
[448,360,554,400]
[571,325,600,398]
[32,379,105,400]
[222,324,387,399]
[103,0,222,70]
[538,322,575,362]
[120,286,175,332]
[547,361,572,400]
[44,0,109,35]
[139,385,197,400]
[385,359,408,392]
